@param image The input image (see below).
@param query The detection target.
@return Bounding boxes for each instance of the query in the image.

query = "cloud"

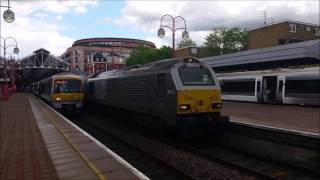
[1,0,97,58]
[55,15,63,21]
[98,16,114,25]
[11,0,98,16]
[115,0,319,47]
[3,17,75,58]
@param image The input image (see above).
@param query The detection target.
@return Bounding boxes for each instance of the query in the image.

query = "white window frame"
[314,28,319,36]
[289,23,296,33]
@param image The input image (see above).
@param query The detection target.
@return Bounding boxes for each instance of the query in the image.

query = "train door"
[262,76,277,103]
[155,73,176,126]
[256,77,263,102]
[155,73,166,113]
[276,76,285,103]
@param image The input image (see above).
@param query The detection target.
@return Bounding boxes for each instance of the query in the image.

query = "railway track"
[139,126,319,180]
[65,106,319,180]
[69,111,259,180]
[69,116,192,180]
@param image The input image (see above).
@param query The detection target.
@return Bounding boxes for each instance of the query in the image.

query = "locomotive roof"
[93,57,202,79]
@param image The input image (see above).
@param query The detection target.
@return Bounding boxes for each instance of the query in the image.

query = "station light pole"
[1,36,19,60]
[157,14,189,58]
[0,0,16,100]
[0,36,19,100]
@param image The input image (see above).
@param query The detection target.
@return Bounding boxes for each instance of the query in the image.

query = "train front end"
[51,77,83,110]
[174,58,227,128]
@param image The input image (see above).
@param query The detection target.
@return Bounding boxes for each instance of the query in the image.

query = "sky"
[0,0,319,58]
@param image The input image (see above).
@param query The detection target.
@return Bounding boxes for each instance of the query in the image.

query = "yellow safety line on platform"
[34,97,106,180]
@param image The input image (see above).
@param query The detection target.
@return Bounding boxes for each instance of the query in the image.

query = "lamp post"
[157,14,189,58]
[0,0,15,100]
[0,36,19,100]
[1,37,19,60]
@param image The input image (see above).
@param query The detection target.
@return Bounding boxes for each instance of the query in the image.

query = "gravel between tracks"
[72,112,258,180]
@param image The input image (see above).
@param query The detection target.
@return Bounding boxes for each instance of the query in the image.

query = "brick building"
[61,38,156,74]
[248,20,320,50]
[175,46,205,58]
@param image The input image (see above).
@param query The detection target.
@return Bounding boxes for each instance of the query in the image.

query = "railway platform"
[0,93,148,180]
[222,101,320,134]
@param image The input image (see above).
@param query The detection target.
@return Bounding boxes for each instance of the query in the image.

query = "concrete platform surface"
[0,93,149,180]
[222,101,320,134]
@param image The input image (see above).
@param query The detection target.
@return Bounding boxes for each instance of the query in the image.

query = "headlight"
[212,103,222,109]
[56,97,62,101]
[179,104,191,110]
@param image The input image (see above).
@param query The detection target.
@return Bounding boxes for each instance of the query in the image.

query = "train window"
[257,81,261,92]
[157,74,166,97]
[54,79,82,93]
[285,78,320,97]
[179,67,214,86]
[221,78,255,96]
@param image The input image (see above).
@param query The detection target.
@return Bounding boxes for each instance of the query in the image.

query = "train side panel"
[283,74,320,106]
[217,67,320,106]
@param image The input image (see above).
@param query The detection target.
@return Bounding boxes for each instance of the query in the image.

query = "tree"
[125,45,171,66]
[202,26,248,57]
[177,38,197,48]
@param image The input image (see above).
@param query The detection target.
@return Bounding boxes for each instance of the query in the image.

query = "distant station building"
[176,20,319,60]
[248,20,320,50]
[18,48,69,89]
[61,38,156,74]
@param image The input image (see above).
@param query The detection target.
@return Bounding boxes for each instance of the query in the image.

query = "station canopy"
[19,48,69,83]
[201,39,320,72]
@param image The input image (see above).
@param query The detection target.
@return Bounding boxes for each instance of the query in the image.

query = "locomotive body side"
[86,57,225,128]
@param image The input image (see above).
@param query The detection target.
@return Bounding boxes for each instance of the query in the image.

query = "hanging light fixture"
[3,8,15,23]
[157,27,165,38]
[182,30,189,40]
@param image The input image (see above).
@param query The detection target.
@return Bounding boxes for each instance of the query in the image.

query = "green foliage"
[125,45,172,66]
[177,38,197,48]
[202,26,248,57]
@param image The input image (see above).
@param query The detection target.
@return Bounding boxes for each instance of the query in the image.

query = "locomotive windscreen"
[54,79,82,93]
[179,67,215,86]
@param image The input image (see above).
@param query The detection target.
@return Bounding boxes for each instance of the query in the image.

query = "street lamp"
[158,14,189,58]
[1,36,19,59]
[0,0,15,100]
[1,36,19,97]
[3,8,14,23]
[1,0,15,23]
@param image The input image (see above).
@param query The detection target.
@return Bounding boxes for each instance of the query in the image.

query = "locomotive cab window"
[179,66,214,86]
[54,79,82,93]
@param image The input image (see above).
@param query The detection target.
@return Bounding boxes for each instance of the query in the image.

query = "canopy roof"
[19,48,69,82]
[201,40,320,72]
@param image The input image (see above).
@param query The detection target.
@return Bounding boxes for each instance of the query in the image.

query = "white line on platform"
[230,119,320,138]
